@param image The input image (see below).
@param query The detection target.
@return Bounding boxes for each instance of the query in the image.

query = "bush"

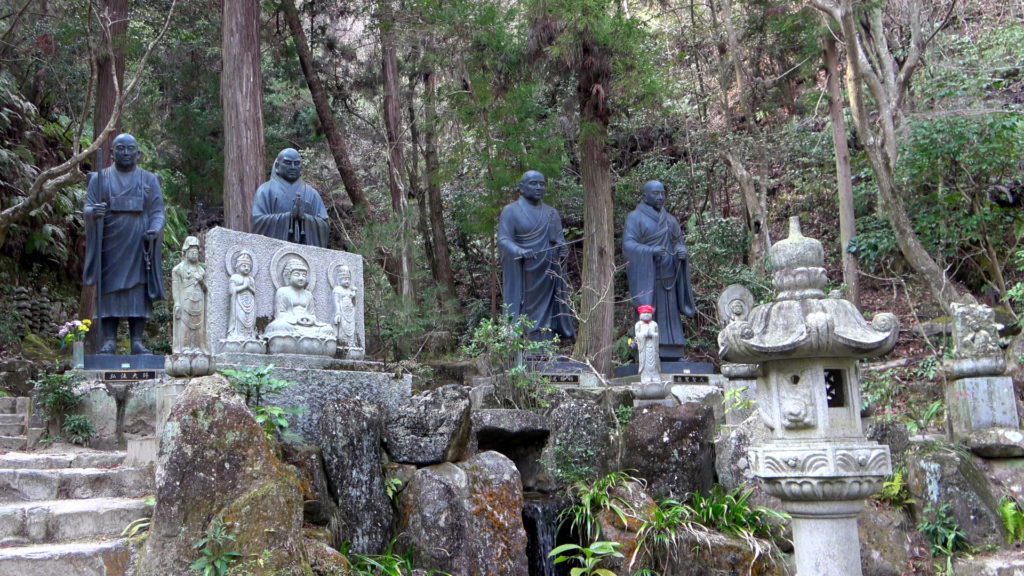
[31,368,80,427]
[62,414,95,445]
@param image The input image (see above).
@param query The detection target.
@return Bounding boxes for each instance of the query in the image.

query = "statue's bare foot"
[130,340,151,355]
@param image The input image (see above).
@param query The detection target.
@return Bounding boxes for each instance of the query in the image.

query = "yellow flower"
[83,319,92,326]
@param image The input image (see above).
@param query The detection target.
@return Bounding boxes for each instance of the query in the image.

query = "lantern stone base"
[785,499,867,576]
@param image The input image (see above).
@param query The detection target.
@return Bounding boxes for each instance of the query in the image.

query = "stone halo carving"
[224,246,257,278]
[328,262,352,289]
[270,248,316,291]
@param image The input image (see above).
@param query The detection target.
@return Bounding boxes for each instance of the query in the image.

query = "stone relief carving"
[331,263,364,359]
[264,250,336,356]
[221,247,265,354]
[779,372,815,430]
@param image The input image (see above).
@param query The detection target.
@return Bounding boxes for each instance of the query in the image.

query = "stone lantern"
[718,217,899,576]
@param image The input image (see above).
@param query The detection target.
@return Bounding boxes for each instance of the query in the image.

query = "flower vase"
[72,340,85,370]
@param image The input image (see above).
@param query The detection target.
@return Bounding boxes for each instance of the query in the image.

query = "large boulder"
[905,443,1006,548]
[385,384,472,465]
[318,398,391,555]
[540,398,615,487]
[140,374,309,576]
[622,403,716,499]
[471,409,553,492]
[858,503,932,576]
[395,451,529,576]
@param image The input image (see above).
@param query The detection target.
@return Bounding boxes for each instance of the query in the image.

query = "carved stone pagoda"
[718,217,899,576]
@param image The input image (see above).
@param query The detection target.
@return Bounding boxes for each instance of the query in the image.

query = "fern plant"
[998,497,1024,544]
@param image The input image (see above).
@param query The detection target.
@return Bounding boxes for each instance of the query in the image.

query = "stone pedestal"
[787,500,866,576]
[946,376,1024,456]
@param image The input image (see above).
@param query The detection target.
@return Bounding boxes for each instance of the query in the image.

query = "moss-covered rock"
[139,374,310,576]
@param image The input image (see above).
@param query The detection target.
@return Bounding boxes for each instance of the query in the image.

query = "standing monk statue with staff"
[497,170,575,342]
[623,180,696,360]
[251,148,329,247]
[84,133,166,354]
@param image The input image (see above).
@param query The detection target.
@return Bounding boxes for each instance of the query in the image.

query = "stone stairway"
[0,398,29,452]
[0,397,154,576]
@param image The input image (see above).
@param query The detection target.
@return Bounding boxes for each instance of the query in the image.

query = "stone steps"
[0,445,153,576]
[0,439,24,453]
[0,452,125,470]
[0,497,152,545]
[0,467,154,503]
[0,540,134,576]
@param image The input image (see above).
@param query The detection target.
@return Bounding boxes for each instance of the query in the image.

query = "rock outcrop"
[139,374,309,576]
[622,403,715,499]
[395,451,529,576]
[385,384,472,465]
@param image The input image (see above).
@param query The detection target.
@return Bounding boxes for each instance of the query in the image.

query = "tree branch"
[0,0,178,248]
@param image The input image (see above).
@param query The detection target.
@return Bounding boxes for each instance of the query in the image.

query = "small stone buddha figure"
[635,305,661,385]
[171,236,207,354]
[264,256,336,356]
[332,265,359,351]
[222,250,264,354]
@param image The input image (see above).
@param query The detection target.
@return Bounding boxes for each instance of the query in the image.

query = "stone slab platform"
[613,360,715,378]
[84,354,164,370]
[217,352,383,372]
[217,364,411,444]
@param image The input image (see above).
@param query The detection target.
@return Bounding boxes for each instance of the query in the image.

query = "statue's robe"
[251,175,329,247]
[623,202,695,357]
[497,197,575,340]
[83,166,165,318]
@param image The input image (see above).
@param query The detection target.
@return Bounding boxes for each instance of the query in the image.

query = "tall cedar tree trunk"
[824,35,859,306]
[280,0,375,220]
[221,0,265,233]
[813,0,960,314]
[423,68,458,301]
[572,38,615,378]
[82,0,126,350]
[380,7,415,302]
[714,0,769,269]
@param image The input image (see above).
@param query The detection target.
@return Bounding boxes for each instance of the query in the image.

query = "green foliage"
[61,414,95,446]
[460,309,557,410]
[559,470,641,544]
[346,538,450,576]
[219,364,293,408]
[31,368,80,424]
[997,497,1024,544]
[190,515,242,576]
[684,213,770,297]
[614,405,632,429]
[686,485,787,542]
[723,386,755,417]
[905,400,945,436]
[549,541,623,576]
[874,469,915,511]
[219,365,304,442]
[917,503,969,558]
[122,516,152,543]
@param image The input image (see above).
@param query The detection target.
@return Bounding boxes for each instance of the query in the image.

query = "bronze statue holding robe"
[623,181,695,360]
[497,170,575,341]
[251,148,329,247]
[83,133,165,354]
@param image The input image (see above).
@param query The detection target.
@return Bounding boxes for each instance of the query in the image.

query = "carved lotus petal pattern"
[761,477,885,502]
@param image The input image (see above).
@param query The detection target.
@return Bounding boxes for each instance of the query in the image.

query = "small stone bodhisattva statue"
[635,305,662,385]
[331,264,362,358]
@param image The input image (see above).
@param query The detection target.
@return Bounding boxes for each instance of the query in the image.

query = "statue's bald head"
[275,148,303,183]
[112,133,139,171]
[641,180,665,211]
[518,170,546,205]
